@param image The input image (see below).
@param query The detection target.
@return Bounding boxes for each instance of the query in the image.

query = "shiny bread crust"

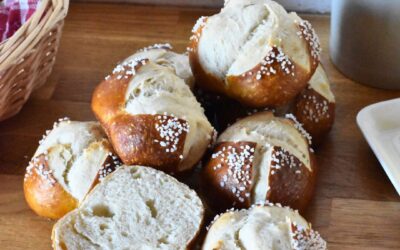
[203,143,316,212]
[188,17,318,108]
[23,154,78,219]
[24,141,120,219]
[203,141,257,209]
[92,60,189,173]
[107,114,187,172]
[267,147,317,211]
[294,86,335,144]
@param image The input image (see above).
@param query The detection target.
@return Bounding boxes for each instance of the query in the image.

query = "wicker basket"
[0,0,69,121]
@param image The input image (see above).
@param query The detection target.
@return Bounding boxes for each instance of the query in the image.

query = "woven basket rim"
[0,0,69,71]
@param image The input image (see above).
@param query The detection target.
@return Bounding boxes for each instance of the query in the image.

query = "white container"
[357,98,400,195]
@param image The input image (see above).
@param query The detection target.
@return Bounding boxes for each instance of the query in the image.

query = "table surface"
[1,3,400,250]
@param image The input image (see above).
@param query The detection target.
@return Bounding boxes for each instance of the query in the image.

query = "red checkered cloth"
[0,0,40,42]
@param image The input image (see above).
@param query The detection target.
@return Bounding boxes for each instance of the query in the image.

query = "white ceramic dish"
[357,98,400,195]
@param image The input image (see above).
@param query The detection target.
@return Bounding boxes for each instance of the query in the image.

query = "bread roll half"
[52,165,204,250]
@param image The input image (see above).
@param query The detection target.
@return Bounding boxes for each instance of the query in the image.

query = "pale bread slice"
[52,165,204,250]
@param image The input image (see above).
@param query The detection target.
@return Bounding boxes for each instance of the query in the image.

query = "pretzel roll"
[188,0,321,107]
[203,112,316,211]
[92,58,214,173]
[125,43,194,88]
[23,119,121,219]
[294,64,335,143]
[203,204,327,250]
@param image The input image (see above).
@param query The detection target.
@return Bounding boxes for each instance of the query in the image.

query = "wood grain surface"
[0,3,400,249]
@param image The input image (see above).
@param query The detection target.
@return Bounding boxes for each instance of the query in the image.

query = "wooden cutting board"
[0,3,400,249]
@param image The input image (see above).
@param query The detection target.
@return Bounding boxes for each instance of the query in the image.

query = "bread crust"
[294,86,335,144]
[92,58,210,173]
[24,136,119,219]
[91,61,136,125]
[188,16,319,108]
[23,154,78,219]
[107,114,187,173]
[203,141,257,210]
[267,147,317,211]
[188,17,226,95]
[186,214,205,250]
[225,46,316,107]
[203,144,316,212]
[202,112,316,212]
[92,61,187,173]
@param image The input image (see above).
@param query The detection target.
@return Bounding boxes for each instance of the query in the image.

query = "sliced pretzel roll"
[92,57,214,173]
[52,166,204,250]
[203,204,327,250]
[124,43,194,88]
[203,112,316,211]
[23,119,121,219]
[188,0,321,107]
[294,64,335,143]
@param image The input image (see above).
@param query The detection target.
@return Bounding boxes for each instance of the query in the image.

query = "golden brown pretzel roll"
[188,0,321,107]
[203,112,316,211]
[23,119,121,219]
[294,64,335,144]
[92,56,214,173]
[203,204,327,250]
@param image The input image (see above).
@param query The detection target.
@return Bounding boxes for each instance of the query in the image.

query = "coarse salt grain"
[297,20,321,64]
[154,113,189,157]
[138,43,172,52]
[192,16,207,33]
[271,147,302,171]
[24,157,56,185]
[285,113,313,146]
[292,224,327,250]
[252,46,295,79]
[188,16,207,52]
[98,153,123,181]
[108,58,147,81]
[301,87,331,123]
[39,118,70,145]
[211,143,255,201]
